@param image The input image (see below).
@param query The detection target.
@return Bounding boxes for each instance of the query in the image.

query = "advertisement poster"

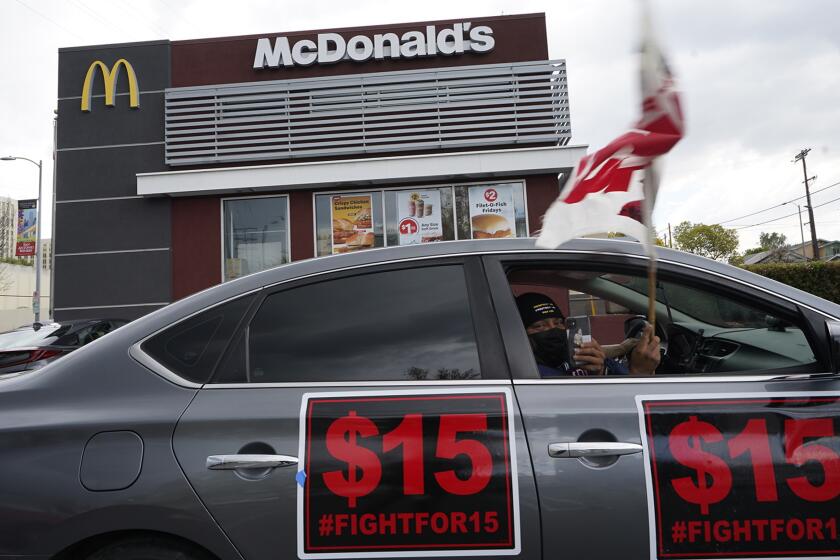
[637,393,840,560]
[298,388,520,558]
[396,190,444,246]
[15,199,37,257]
[330,194,374,254]
[467,186,515,239]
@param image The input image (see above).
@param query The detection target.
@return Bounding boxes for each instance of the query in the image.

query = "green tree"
[673,221,740,261]
[758,231,787,250]
[728,253,745,266]
[0,257,32,267]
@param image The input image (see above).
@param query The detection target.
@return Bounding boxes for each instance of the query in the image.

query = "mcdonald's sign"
[81,59,139,112]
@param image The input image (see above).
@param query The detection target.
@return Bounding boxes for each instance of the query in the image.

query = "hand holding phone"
[566,316,605,374]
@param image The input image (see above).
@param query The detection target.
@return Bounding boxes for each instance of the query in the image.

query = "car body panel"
[173,382,542,560]
[0,238,838,559]
[510,377,840,560]
[480,247,840,560]
[0,330,242,559]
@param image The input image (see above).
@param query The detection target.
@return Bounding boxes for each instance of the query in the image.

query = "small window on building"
[223,196,289,281]
[216,265,482,383]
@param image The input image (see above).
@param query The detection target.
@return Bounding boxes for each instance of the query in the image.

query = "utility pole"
[793,148,820,260]
[797,204,806,257]
[667,223,673,248]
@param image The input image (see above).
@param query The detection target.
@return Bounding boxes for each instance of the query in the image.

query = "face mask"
[529,328,570,368]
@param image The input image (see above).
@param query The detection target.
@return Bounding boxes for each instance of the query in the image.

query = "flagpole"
[635,157,660,378]
[642,163,659,334]
[646,233,657,332]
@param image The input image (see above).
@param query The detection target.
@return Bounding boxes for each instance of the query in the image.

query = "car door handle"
[206,454,299,470]
[548,442,643,458]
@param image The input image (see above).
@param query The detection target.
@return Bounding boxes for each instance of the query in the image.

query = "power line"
[731,220,840,230]
[114,0,171,38]
[153,0,195,34]
[733,193,840,230]
[69,0,137,39]
[13,0,84,41]
[716,179,840,225]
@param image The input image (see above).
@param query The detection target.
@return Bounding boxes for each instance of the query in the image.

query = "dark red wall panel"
[289,191,314,261]
[172,196,221,300]
[525,174,560,236]
[171,13,547,87]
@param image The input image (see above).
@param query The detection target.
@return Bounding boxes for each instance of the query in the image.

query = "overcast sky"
[1,0,838,250]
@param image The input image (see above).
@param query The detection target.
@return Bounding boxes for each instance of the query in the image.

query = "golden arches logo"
[81,59,139,112]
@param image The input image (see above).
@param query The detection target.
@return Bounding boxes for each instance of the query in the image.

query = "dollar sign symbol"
[322,411,382,508]
[669,415,733,515]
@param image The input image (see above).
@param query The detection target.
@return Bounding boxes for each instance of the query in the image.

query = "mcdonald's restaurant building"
[55,13,586,320]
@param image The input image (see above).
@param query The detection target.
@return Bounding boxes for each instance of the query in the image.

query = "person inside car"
[515,292,661,377]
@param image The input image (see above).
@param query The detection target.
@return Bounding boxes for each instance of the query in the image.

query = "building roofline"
[59,39,169,53]
[171,13,546,46]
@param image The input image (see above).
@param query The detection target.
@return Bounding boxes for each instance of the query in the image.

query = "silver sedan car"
[1,238,839,560]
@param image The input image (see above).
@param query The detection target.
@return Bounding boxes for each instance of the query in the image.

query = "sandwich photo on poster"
[330,194,375,254]
[396,190,444,246]
[468,185,515,239]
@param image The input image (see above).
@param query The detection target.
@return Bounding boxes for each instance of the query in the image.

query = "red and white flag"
[536,3,684,249]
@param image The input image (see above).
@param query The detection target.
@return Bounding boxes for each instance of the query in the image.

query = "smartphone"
[565,316,592,369]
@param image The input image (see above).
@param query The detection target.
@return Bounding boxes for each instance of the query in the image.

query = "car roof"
[116,237,840,343]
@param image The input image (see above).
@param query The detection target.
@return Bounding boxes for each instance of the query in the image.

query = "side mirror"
[827,321,840,374]
[766,316,790,332]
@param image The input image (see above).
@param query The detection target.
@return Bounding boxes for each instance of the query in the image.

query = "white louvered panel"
[165,60,570,166]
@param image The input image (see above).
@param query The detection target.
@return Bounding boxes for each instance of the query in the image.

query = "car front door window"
[506,266,819,377]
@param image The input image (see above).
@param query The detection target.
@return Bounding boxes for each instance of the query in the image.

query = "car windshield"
[0,324,70,348]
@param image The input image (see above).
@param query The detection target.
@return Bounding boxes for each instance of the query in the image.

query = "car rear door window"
[217,265,482,383]
[142,294,255,384]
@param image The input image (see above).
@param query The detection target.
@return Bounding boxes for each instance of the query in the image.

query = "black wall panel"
[56,143,166,201]
[57,92,164,149]
[55,41,172,320]
[54,198,171,254]
[54,251,171,310]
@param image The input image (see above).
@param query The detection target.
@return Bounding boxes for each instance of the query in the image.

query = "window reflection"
[246,266,482,382]
[223,196,289,281]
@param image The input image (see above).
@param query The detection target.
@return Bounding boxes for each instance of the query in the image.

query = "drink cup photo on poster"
[330,194,375,254]
[396,190,443,246]
[468,185,515,239]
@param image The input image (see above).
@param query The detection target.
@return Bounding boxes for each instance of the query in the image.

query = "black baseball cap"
[516,292,565,328]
